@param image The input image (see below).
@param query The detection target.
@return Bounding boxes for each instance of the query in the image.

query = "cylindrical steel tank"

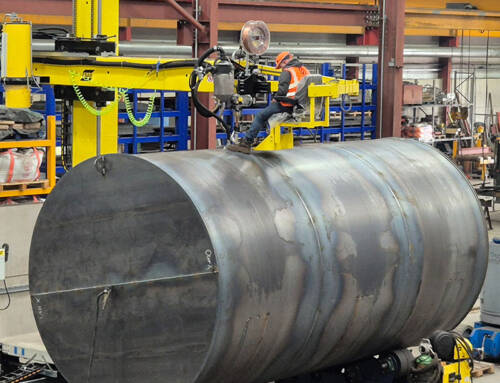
[481,238,500,326]
[29,139,488,383]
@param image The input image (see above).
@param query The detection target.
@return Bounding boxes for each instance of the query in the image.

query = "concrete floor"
[2,202,500,381]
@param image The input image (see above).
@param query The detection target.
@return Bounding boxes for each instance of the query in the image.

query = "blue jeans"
[245,102,293,142]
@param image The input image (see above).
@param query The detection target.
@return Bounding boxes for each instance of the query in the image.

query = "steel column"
[346,36,360,80]
[191,0,218,150]
[165,0,205,33]
[439,37,458,93]
[377,0,406,138]
[439,37,458,125]
[119,18,133,41]
[177,19,194,48]
[346,29,379,80]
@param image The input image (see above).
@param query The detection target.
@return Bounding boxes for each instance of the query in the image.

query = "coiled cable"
[70,70,156,127]
[69,70,119,117]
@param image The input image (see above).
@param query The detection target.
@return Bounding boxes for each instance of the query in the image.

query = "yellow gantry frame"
[32,57,213,92]
[72,0,119,165]
[254,79,360,151]
[31,56,359,154]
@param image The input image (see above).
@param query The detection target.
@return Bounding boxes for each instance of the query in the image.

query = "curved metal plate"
[30,155,218,383]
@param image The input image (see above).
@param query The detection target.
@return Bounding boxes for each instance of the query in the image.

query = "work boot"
[226,139,253,154]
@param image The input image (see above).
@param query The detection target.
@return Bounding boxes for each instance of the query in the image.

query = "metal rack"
[26,89,190,174]
[118,90,190,154]
[320,63,378,141]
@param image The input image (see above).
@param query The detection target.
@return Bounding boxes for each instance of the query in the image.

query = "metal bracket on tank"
[94,156,108,176]
[205,249,218,273]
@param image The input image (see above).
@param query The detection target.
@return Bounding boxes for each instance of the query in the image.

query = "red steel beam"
[0,0,72,15]
[377,0,406,138]
[438,37,457,94]
[1,1,372,29]
[163,0,206,32]
[121,0,373,27]
[218,1,372,27]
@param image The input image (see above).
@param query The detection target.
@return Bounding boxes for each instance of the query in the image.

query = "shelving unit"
[321,63,378,141]
[118,90,190,154]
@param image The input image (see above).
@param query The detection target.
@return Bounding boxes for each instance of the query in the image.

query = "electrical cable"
[32,27,69,39]
[61,100,72,171]
[484,32,490,130]
[340,94,352,112]
[191,76,230,136]
[481,32,490,188]
[69,70,120,117]
[196,46,227,68]
[450,331,475,383]
[34,57,196,71]
[0,280,11,311]
[122,91,156,127]
[189,48,231,137]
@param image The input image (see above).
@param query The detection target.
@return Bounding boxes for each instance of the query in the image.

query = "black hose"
[33,57,197,70]
[340,94,352,112]
[451,332,475,383]
[190,47,231,137]
[196,46,227,67]
[189,71,230,136]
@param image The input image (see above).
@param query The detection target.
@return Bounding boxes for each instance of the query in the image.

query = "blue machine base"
[470,322,500,359]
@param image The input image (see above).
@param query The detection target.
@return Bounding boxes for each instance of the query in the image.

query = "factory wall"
[474,78,500,124]
[0,203,41,339]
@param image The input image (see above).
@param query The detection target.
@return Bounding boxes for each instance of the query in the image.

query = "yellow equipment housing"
[1,15,32,108]
[441,339,473,383]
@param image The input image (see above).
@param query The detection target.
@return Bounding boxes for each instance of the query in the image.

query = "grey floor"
[455,207,500,382]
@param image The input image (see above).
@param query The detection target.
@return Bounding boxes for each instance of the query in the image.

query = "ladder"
[0,364,42,383]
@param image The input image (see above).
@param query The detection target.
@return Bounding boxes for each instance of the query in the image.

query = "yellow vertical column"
[1,19,32,108]
[72,0,119,165]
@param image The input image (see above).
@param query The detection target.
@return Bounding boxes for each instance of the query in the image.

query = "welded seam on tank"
[334,147,414,333]
[336,146,411,253]
[271,156,324,359]
[30,271,218,296]
[289,189,323,353]
[387,139,488,331]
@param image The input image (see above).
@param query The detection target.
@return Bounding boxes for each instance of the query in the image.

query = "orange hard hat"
[275,51,292,69]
